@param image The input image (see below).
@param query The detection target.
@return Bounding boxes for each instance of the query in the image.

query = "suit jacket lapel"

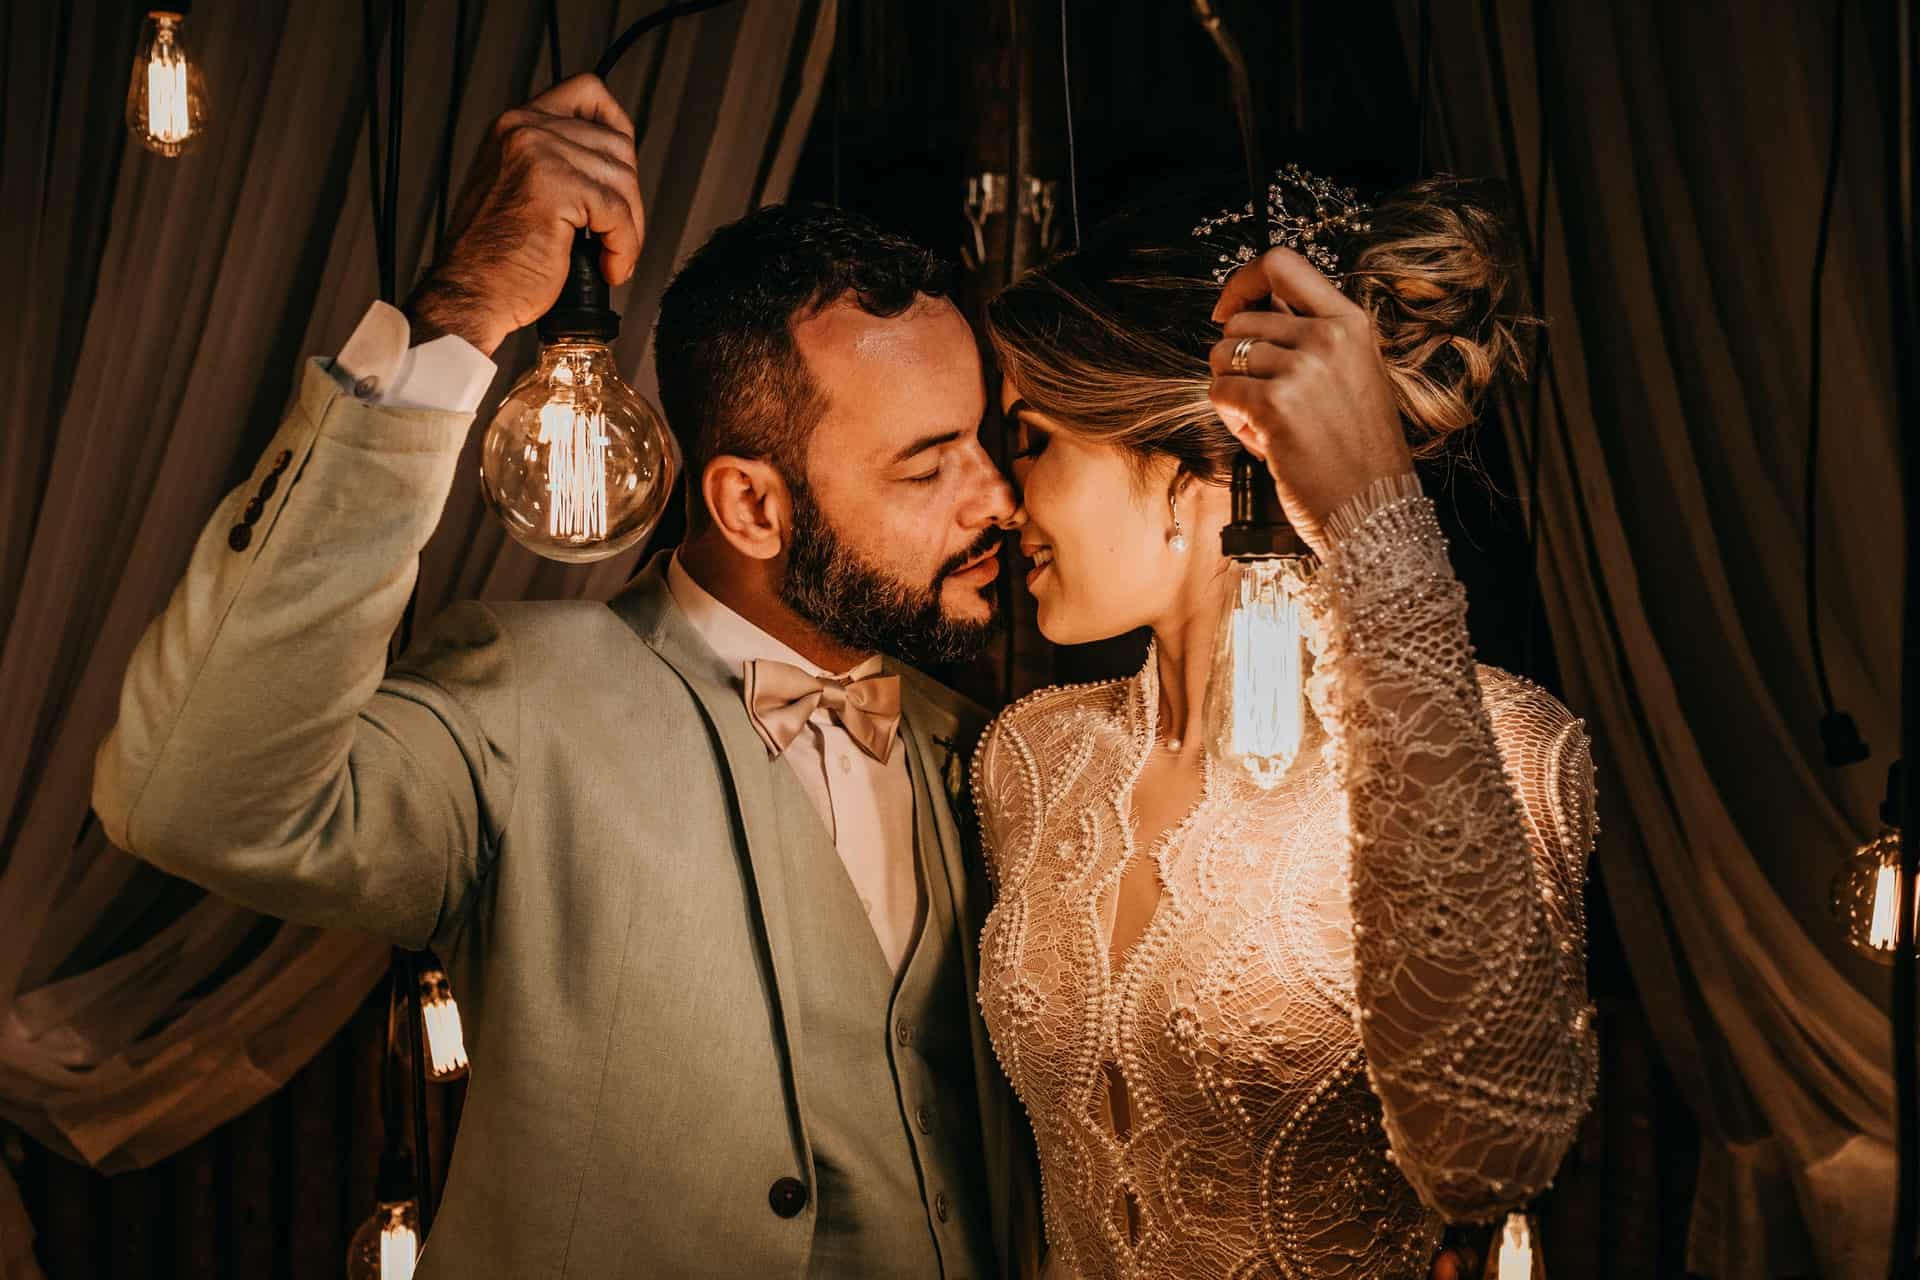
[605,554,813,1170]
[895,672,1026,1278]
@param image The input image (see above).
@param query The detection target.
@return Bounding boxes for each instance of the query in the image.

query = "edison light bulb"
[1482,1211,1544,1279]
[417,959,468,1083]
[126,11,208,156]
[479,340,678,563]
[346,1199,420,1280]
[1202,450,1313,789]
[1202,555,1313,787]
[1831,761,1909,963]
[347,1151,423,1280]
[1832,825,1906,963]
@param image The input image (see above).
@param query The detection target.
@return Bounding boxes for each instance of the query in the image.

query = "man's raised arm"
[91,74,647,949]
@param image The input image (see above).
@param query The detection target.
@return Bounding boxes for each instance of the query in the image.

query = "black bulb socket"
[1883,759,1907,829]
[536,230,621,343]
[1820,710,1871,768]
[1220,448,1303,559]
[375,1149,418,1205]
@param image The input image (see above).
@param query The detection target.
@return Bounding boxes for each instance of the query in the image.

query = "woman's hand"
[1206,247,1412,556]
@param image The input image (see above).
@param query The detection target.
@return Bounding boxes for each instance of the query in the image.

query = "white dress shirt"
[330,300,498,412]
[667,554,923,973]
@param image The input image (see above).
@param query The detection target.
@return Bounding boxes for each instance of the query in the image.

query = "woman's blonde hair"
[986,174,1533,490]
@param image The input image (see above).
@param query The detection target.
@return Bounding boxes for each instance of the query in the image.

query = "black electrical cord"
[1805,1,1871,768]
[1519,0,1550,681]
[1414,0,1432,178]
[1061,0,1080,248]
[1889,0,1919,1269]
[830,0,842,208]
[434,0,471,248]
[594,0,738,82]
[385,0,404,305]
[361,0,389,300]
[545,0,563,87]
[1002,0,1024,704]
[403,947,436,1232]
[1191,0,1267,256]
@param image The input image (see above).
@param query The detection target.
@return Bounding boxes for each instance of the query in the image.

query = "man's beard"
[779,474,1001,668]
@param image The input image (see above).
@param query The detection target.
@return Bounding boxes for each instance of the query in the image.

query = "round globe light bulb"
[478,339,678,564]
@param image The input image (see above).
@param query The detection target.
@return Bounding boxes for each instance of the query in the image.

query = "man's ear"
[702,455,791,561]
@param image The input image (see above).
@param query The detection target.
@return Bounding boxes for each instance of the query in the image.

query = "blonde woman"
[973,172,1598,1278]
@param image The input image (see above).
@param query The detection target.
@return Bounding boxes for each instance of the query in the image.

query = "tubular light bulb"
[479,340,678,563]
[1483,1212,1544,1280]
[1830,759,1910,964]
[126,12,208,156]
[1202,555,1312,788]
[346,1199,420,1280]
[417,960,469,1083]
[1832,825,1907,963]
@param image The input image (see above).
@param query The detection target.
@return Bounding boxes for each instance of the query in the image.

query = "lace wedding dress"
[973,474,1599,1279]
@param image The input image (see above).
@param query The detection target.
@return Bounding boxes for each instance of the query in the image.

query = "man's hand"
[405,74,645,357]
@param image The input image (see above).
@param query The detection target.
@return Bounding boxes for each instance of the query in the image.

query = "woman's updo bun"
[984,170,1532,487]
[1335,176,1532,455]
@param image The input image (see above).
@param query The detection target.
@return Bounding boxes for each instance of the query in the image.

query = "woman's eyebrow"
[1004,397,1031,421]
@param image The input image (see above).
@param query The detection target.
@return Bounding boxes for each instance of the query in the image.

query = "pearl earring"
[1168,491,1189,552]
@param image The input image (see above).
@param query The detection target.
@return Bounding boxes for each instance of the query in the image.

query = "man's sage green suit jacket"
[91,361,1042,1278]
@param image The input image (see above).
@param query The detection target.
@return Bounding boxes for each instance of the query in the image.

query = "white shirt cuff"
[330,300,497,413]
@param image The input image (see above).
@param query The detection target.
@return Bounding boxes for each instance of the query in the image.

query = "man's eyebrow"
[889,429,965,465]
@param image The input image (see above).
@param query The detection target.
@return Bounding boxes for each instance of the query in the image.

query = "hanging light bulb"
[1480,1211,1546,1279]
[1832,760,1910,963]
[479,233,678,563]
[125,9,208,156]
[416,955,468,1083]
[346,1152,423,1280]
[1202,451,1314,788]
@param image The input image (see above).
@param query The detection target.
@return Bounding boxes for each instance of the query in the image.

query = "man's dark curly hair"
[654,203,956,529]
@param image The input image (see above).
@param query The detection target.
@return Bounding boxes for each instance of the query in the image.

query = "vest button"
[934,1191,950,1223]
[916,1104,934,1134]
[768,1176,808,1218]
[895,1019,914,1047]
[227,523,252,552]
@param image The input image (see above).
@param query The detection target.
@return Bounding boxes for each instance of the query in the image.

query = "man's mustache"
[935,528,1008,583]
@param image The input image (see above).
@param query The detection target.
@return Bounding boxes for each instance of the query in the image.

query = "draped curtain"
[0,2,831,1273]
[1412,2,1904,1274]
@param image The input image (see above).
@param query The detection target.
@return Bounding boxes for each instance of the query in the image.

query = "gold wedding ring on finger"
[1229,336,1259,377]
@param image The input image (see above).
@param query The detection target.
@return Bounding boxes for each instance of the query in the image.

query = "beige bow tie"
[743,658,903,763]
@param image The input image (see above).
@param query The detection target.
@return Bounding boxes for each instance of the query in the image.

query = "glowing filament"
[1218,558,1308,788]
[423,996,468,1080]
[380,1218,419,1280]
[1495,1212,1534,1279]
[1870,863,1900,951]
[145,37,192,144]
[537,399,610,541]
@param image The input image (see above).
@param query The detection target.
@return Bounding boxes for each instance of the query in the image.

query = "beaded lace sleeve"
[1311,471,1598,1223]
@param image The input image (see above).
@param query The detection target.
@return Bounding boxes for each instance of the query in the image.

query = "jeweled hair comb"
[1191,163,1374,284]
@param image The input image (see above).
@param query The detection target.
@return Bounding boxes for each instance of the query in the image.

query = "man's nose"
[962,439,1020,528]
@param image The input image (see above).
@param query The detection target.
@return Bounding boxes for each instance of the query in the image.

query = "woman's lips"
[1024,546,1055,589]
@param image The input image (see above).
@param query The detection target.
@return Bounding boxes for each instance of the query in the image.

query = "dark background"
[10,1,1702,1275]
